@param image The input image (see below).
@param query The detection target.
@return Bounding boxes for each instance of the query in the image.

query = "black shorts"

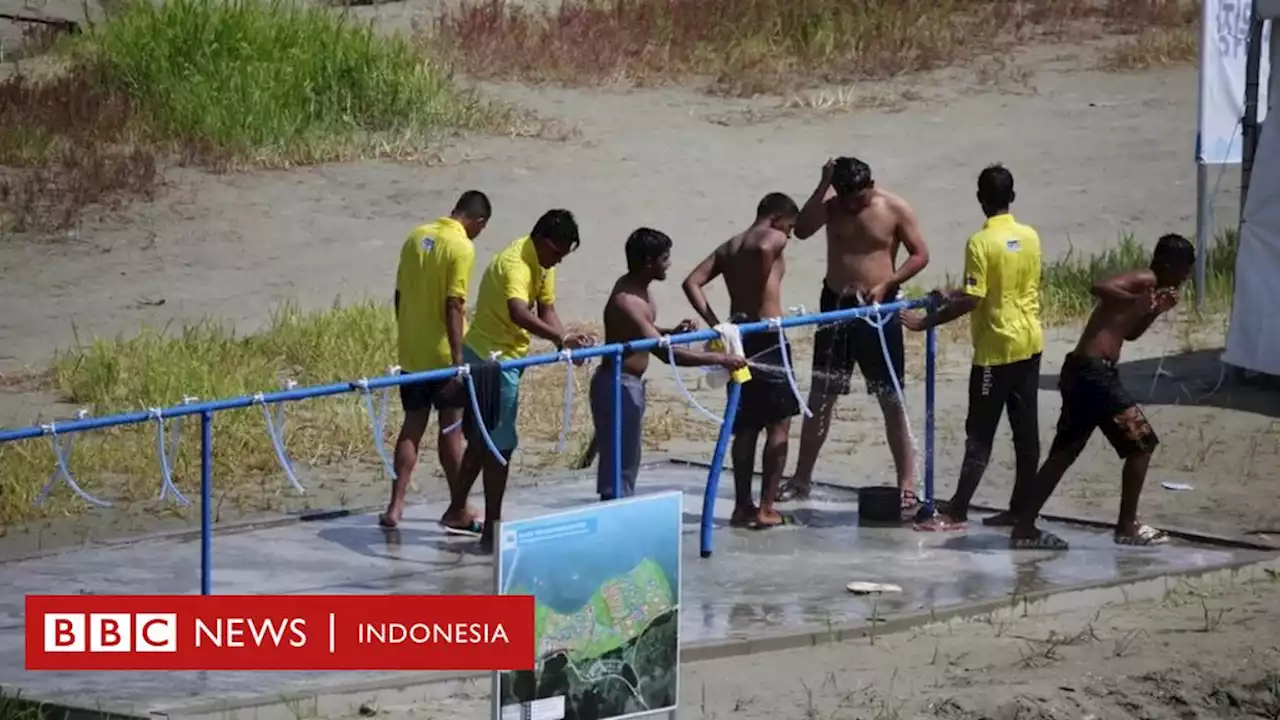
[811,282,906,396]
[731,333,801,434]
[1051,353,1159,459]
[398,372,465,414]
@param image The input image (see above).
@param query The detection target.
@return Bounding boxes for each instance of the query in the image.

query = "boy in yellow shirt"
[381,191,490,532]
[903,165,1044,530]
[449,209,593,551]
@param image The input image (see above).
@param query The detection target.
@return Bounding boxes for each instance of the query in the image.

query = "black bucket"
[857,485,903,525]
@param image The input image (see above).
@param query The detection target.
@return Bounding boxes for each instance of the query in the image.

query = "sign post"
[494,491,683,720]
[1196,0,1271,307]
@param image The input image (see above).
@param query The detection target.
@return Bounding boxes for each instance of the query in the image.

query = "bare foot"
[730,506,758,528]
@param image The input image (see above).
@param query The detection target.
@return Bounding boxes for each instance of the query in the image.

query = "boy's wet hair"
[624,227,673,272]
[757,192,799,219]
[1152,233,1195,269]
[532,209,580,252]
[831,157,873,196]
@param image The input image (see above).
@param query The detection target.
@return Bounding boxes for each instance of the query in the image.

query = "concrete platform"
[0,460,1272,719]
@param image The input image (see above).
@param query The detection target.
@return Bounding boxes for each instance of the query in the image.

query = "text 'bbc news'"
[26,594,534,671]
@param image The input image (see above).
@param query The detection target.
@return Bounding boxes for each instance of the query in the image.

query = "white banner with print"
[1198,0,1271,164]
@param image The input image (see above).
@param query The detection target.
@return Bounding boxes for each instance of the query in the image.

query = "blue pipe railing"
[0,298,936,590]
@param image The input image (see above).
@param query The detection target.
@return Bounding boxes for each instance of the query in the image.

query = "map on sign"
[495,492,682,720]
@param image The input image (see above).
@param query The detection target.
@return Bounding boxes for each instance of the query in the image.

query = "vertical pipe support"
[700,380,742,558]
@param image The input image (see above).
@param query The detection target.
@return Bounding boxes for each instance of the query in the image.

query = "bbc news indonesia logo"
[26,595,534,672]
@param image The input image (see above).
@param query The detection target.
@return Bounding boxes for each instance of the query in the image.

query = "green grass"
[1040,230,1238,322]
[0,235,1239,526]
[80,0,502,163]
[0,0,522,231]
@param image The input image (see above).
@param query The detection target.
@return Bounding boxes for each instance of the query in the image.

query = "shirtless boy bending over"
[1010,234,1195,550]
[591,228,747,501]
[682,193,802,529]
[783,157,930,507]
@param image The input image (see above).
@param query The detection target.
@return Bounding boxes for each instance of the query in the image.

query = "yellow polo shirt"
[395,217,475,372]
[465,235,557,361]
[963,213,1044,367]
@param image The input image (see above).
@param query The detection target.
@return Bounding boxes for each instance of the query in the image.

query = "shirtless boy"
[591,228,747,501]
[682,193,802,529]
[782,157,930,507]
[1009,234,1195,549]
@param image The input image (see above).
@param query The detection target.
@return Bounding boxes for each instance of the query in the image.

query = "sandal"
[1011,530,1069,550]
[1115,524,1169,546]
[775,481,812,502]
[438,519,484,538]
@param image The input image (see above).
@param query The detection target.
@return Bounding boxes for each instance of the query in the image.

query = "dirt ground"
[3,8,1280,716]
[328,570,1280,720]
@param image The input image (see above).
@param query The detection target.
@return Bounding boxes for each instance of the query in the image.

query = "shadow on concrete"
[1037,348,1280,418]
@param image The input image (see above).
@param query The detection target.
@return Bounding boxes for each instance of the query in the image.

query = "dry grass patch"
[1099,26,1198,71]
[434,0,1198,96]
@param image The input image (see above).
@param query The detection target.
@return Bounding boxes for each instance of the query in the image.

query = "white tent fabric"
[1223,29,1280,376]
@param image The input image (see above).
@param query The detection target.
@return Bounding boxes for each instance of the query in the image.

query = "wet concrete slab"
[0,460,1268,715]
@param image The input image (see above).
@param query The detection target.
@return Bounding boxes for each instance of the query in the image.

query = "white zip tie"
[35,416,112,508]
[662,334,724,425]
[256,390,306,494]
[150,406,190,506]
[558,348,575,452]
[768,317,812,418]
[458,363,508,467]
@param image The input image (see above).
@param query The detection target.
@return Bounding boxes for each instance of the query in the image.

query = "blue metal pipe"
[0,298,928,443]
[200,411,213,596]
[923,326,937,517]
[700,379,741,558]
[611,349,623,501]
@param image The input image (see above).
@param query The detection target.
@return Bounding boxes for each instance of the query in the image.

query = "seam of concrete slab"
[664,457,1279,553]
[0,463,665,566]
[26,554,1280,720]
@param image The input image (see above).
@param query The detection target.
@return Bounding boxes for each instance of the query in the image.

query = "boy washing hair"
[1010,234,1196,549]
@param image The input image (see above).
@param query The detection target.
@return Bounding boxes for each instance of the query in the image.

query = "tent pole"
[1195,161,1210,308]
[1242,12,1265,218]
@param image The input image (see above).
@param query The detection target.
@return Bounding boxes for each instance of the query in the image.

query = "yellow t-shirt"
[465,235,557,361]
[963,213,1044,367]
[395,217,475,372]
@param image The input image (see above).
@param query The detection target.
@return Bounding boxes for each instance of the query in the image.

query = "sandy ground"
[326,571,1280,720]
[2,4,1280,718]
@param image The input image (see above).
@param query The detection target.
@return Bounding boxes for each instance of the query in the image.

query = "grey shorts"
[590,366,646,500]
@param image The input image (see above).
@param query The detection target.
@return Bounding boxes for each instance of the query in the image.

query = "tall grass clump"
[82,0,498,163]
[1,0,513,231]
[435,0,1198,94]
[1040,230,1238,322]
